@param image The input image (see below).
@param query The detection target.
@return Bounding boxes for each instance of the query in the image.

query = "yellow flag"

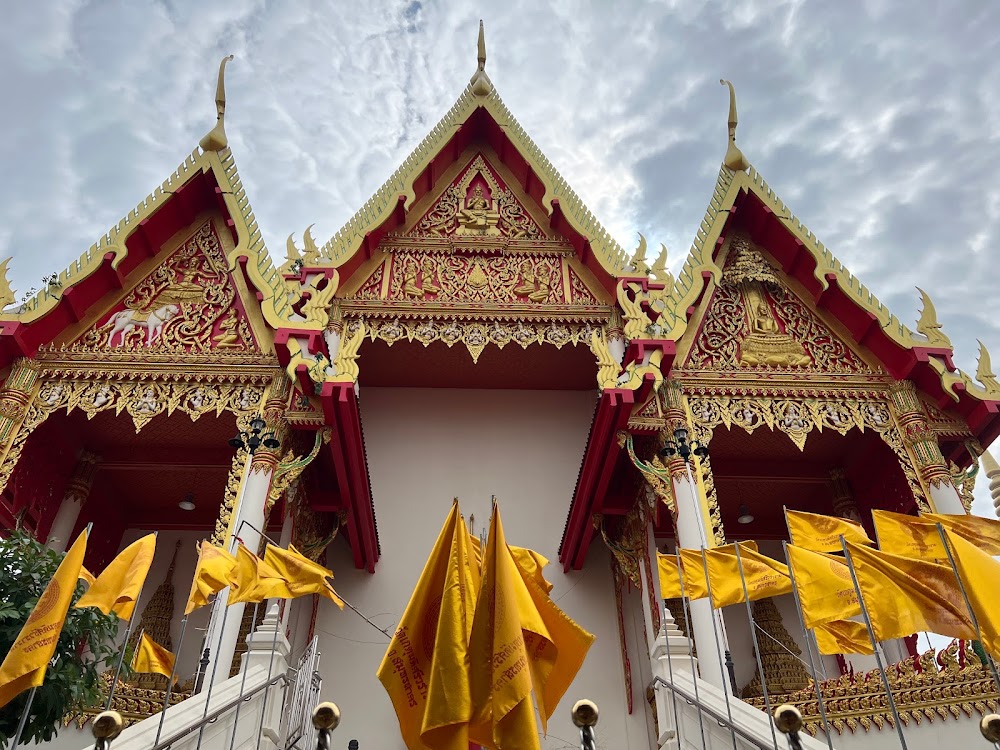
[470,535,551,594]
[79,567,96,587]
[263,544,345,609]
[785,509,872,552]
[75,533,156,620]
[940,531,1000,660]
[657,553,684,599]
[786,545,860,628]
[702,544,791,608]
[0,529,88,709]
[228,545,293,605]
[845,541,975,643]
[133,632,176,680]
[925,513,1000,556]
[677,549,710,600]
[185,542,237,615]
[377,503,477,750]
[468,506,542,750]
[871,510,946,560]
[814,620,873,656]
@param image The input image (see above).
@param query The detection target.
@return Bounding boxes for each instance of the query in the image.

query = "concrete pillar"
[46,450,100,552]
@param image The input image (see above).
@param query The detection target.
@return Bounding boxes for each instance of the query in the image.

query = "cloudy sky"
[2,1,998,513]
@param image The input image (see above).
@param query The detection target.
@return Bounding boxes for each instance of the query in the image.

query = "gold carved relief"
[77,222,256,353]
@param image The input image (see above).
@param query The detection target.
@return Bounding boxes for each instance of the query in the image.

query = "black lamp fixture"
[737,504,755,524]
[229,417,280,454]
[658,426,709,464]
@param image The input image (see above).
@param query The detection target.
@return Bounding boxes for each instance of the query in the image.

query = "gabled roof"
[308,37,630,292]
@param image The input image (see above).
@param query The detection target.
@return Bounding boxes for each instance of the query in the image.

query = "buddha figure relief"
[456,184,501,236]
[738,285,811,367]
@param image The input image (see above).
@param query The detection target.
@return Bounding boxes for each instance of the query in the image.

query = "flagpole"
[105,531,158,709]
[674,552,708,750]
[782,541,835,750]
[9,686,37,750]
[153,614,188,746]
[733,544,779,750]
[255,598,285,750]
[698,547,740,750]
[934,523,1000,694]
[227,601,262,750]
[840,537,908,750]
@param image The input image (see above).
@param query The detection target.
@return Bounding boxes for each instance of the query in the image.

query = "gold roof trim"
[315,78,629,276]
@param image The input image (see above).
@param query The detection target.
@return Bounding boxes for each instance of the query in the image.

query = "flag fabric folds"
[786,545,860,628]
[703,544,791,608]
[133,632,176,681]
[377,502,477,750]
[657,553,684,599]
[925,513,1000,556]
[79,567,96,587]
[813,620,873,656]
[470,536,553,595]
[939,531,1000,659]
[228,545,293,605]
[845,541,975,643]
[75,533,156,620]
[871,510,947,560]
[0,528,88,709]
[263,544,345,609]
[785,509,872,553]
[185,542,237,614]
[677,550,710,600]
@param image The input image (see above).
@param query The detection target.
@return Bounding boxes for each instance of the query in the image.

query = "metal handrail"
[652,677,775,750]
[149,673,289,750]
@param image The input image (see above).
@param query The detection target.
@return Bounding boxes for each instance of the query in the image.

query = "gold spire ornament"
[650,244,671,284]
[627,234,650,276]
[976,340,1000,392]
[470,20,493,97]
[302,224,322,264]
[285,234,302,262]
[199,55,234,153]
[0,258,15,308]
[720,79,750,172]
[915,287,951,347]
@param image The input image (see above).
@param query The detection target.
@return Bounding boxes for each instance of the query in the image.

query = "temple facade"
[6,27,1000,750]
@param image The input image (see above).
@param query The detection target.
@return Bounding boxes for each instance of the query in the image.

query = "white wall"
[317,387,649,750]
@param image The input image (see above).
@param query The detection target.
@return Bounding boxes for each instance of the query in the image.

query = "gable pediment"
[680,234,878,375]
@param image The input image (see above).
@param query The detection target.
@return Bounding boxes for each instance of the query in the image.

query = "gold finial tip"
[773,704,803,735]
[981,714,1000,742]
[92,711,124,740]
[312,702,341,730]
[571,699,599,727]
[470,20,492,96]
[478,20,486,68]
[720,78,749,171]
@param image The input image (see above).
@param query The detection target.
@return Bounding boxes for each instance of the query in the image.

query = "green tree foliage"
[0,530,122,745]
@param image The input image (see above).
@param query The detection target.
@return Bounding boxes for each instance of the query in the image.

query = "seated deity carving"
[739,289,811,367]
[456,185,501,236]
[513,260,550,303]
[213,310,241,348]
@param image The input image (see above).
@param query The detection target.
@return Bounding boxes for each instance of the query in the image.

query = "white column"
[206,457,277,687]
[672,471,726,690]
[46,450,100,552]
[928,480,966,515]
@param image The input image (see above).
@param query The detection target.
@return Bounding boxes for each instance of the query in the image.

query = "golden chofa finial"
[470,20,493,97]
[0,258,16,309]
[199,55,234,153]
[976,340,1000,392]
[720,79,750,172]
[915,287,951,347]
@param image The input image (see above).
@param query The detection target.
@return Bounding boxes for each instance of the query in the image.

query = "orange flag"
[814,620,873,656]
[228,545,293,605]
[0,529,88,709]
[941,531,1000,660]
[185,542,237,615]
[785,509,872,553]
[75,533,156,620]
[786,545,860,628]
[263,544,345,609]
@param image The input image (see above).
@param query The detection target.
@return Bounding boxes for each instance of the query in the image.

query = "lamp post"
[229,417,280,454]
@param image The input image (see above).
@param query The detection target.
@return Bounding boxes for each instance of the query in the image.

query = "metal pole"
[782,541,835,750]
[675,552,708,750]
[699,547,740,750]
[840,537,908,750]
[153,615,188,746]
[734,544,779,750]
[255,599,286,750]
[935,523,1000,694]
[9,687,36,750]
[227,601,261,750]
[106,531,158,709]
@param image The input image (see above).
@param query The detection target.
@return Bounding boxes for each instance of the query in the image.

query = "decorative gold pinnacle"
[627,233,650,275]
[720,79,750,172]
[470,20,493,97]
[199,55,234,153]
[0,258,15,309]
[915,287,951,347]
[650,244,670,283]
[976,340,999,391]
